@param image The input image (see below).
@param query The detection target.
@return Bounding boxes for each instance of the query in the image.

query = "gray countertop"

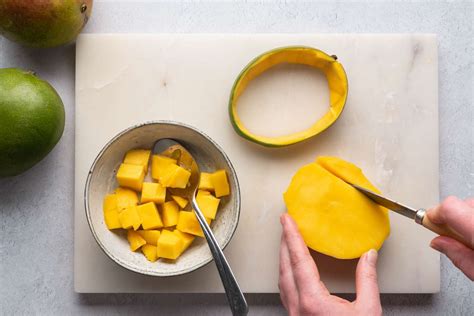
[0,1,472,315]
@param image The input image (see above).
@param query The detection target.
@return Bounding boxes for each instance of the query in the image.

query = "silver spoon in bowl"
[154,139,248,316]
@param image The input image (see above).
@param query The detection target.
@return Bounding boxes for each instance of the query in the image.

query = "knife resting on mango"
[351,184,473,249]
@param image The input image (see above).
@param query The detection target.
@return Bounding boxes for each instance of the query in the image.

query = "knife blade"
[350,183,472,249]
[350,184,420,221]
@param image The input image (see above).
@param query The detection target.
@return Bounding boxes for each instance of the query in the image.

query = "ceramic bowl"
[85,121,241,277]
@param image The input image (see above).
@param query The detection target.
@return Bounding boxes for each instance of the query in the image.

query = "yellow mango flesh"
[137,230,161,246]
[198,172,214,191]
[141,182,166,204]
[103,194,121,230]
[196,190,220,219]
[114,187,138,211]
[161,201,180,227]
[119,205,142,231]
[171,195,188,208]
[176,211,211,237]
[137,202,163,230]
[174,230,195,255]
[316,156,380,193]
[127,230,146,251]
[284,157,390,259]
[156,229,184,260]
[124,149,151,173]
[151,155,177,182]
[160,164,191,188]
[141,244,158,262]
[116,163,145,192]
[210,170,230,197]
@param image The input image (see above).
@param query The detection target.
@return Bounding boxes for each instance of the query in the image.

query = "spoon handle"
[192,198,249,316]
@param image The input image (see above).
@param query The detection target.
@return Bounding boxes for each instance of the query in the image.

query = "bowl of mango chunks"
[85,121,241,277]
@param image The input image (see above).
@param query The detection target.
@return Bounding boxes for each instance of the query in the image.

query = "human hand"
[427,196,474,280]
[279,213,382,316]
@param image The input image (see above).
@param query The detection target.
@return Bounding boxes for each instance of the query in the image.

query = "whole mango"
[0,0,93,48]
[0,68,65,177]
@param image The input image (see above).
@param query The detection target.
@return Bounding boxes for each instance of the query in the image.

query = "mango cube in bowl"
[196,190,220,219]
[137,202,163,230]
[116,163,145,192]
[127,230,146,251]
[115,187,138,211]
[198,172,214,191]
[124,149,151,173]
[156,230,184,260]
[141,182,166,204]
[177,210,211,237]
[211,170,230,197]
[103,194,121,230]
[119,205,141,230]
[162,201,180,227]
[151,155,177,182]
[137,230,161,246]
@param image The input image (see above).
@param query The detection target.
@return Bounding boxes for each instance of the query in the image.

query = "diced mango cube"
[137,202,163,230]
[196,190,220,219]
[116,163,145,192]
[141,182,166,204]
[103,194,118,211]
[198,172,214,191]
[151,155,177,182]
[141,244,158,262]
[124,149,151,173]
[176,210,211,237]
[160,164,191,188]
[171,195,188,208]
[162,201,180,227]
[104,209,121,230]
[119,205,141,230]
[156,229,184,260]
[174,230,195,254]
[210,170,230,197]
[127,230,146,251]
[115,187,138,211]
[137,230,161,246]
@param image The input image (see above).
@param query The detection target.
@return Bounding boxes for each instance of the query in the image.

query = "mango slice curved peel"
[283,156,390,259]
[229,46,348,147]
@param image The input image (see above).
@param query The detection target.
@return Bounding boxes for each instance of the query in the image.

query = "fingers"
[355,249,382,314]
[280,214,326,295]
[431,236,474,281]
[426,196,474,241]
[355,250,382,313]
[279,233,299,313]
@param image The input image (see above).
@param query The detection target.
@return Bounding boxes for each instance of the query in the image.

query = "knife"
[351,184,472,249]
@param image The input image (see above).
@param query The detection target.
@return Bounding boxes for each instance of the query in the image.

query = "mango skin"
[284,156,390,259]
[0,0,93,48]
[0,68,64,177]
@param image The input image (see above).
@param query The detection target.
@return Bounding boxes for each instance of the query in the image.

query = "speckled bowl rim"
[84,120,241,277]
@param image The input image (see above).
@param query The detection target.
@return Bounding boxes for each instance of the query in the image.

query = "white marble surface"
[0,0,473,315]
[75,33,439,294]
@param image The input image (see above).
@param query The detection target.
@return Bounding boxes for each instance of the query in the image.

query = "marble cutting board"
[75,34,439,293]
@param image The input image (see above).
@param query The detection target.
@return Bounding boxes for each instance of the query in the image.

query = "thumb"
[431,236,474,280]
[355,249,382,313]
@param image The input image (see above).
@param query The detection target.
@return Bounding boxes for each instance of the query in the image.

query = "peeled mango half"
[229,46,348,147]
[283,156,390,259]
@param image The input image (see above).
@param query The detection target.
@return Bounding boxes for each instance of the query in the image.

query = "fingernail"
[280,213,286,225]
[366,249,378,265]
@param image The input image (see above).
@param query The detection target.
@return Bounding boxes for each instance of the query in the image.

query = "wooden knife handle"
[421,213,473,249]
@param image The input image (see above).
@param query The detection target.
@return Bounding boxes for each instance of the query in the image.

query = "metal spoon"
[154,139,248,316]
